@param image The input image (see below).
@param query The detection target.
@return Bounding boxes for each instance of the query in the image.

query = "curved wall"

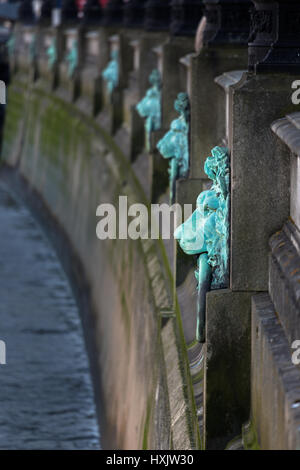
[1,78,200,450]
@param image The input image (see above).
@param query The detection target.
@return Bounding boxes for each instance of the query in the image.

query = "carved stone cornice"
[249,0,300,73]
[123,0,147,28]
[170,0,203,36]
[269,221,300,342]
[144,0,171,31]
[102,0,123,26]
[202,0,252,46]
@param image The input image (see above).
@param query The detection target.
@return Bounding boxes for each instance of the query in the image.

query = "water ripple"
[0,181,101,450]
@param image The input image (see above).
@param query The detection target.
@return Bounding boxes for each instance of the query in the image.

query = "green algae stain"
[2,86,26,161]
[120,291,131,342]
[142,398,152,450]
[2,79,201,452]
[242,421,261,450]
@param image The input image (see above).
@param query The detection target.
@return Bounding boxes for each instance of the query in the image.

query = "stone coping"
[272,112,300,157]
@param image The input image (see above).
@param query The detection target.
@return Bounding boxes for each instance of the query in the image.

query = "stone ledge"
[214,70,247,92]
[269,221,300,343]
[271,112,300,157]
[251,293,300,450]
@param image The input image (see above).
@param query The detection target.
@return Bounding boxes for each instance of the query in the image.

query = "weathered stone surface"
[189,0,250,176]
[271,112,300,231]
[122,35,164,161]
[56,27,82,102]
[98,33,133,134]
[157,37,194,128]
[189,47,248,178]
[147,130,170,203]
[229,73,292,291]
[36,26,64,92]
[215,69,246,146]
[251,293,300,450]
[97,27,111,71]
[175,178,205,345]
[135,34,167,100]
[205,289,252,450]
[176,268,198,346]
[2,77,200,450]
[269,221,300,343]
[76,30,103,116]
[162,318,200,449]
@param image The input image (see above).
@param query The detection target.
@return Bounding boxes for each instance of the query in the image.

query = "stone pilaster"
[189,0,251,179]
[77,29,103,116]
[183,0,265,449]
[97,35,124,135]
[270,114,300,342]
[14,24,38,79]
[36,27,58,90]
[206,4,300,443]
[246,113,300,450]
[251,292,300,450]
[55,27,82,102]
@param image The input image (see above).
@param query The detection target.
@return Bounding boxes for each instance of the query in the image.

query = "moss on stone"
[2,84,26,161]
[142,398,152,450]
[242,421,261,450]
[2,77,200,451]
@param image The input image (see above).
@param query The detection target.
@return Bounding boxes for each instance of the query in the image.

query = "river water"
[0,180,101,449]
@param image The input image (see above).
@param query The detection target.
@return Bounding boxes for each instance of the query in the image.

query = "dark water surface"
[0,181,101,449]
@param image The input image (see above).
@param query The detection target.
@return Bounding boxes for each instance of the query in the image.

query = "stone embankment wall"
[2,0,300,450]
